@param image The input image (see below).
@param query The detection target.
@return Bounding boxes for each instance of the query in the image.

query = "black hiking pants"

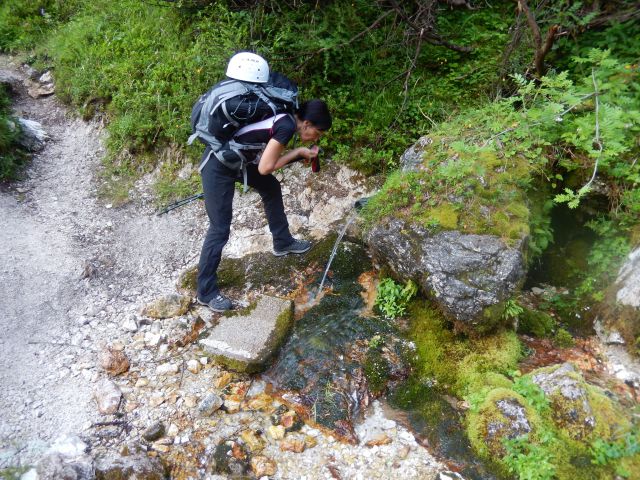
[196,150,295,302]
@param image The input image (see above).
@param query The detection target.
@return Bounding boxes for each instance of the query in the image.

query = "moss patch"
[518,308,556,337]
[361,141,531,246]
[405,301,522,398]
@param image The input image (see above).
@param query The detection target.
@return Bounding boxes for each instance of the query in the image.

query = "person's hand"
[296,145,320,164]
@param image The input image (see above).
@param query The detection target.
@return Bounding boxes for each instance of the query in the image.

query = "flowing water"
[316,212,358,297]
[261,230,498,476]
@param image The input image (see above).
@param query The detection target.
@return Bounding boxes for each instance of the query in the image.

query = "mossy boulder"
[365,217,525,333]
[530,362,629,441]
[141,294,190,319]
[467,388,540,458]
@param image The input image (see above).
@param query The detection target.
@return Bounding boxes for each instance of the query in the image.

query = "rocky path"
[0,57,206,468]
[0,57,450,479]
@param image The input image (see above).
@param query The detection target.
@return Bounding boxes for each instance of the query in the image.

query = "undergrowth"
[0,84,28,181]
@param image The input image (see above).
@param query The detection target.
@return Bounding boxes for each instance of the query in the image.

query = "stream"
[260,228,499,478]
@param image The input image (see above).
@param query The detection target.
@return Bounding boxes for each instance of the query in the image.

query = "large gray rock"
[17,118,48,152]
[199,295,294,373]
[616,247,640,308]
[366,218,525,329]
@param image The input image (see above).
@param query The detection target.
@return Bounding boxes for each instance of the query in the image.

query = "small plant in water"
[503,432,556,480]
[374,278,418,319]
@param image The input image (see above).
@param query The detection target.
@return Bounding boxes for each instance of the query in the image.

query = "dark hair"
[297,99,332,131]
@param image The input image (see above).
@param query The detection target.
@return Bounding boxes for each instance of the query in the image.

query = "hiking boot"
[197,293,233,312]
[273,238,312,257]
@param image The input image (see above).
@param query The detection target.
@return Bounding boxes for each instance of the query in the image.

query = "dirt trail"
[0,57,203,467]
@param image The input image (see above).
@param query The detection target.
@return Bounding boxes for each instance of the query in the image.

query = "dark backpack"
[188,72,298,174]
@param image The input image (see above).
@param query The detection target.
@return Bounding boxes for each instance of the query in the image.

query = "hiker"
[195,53,332,312]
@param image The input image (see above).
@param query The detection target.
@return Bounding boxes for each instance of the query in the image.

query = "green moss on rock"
[176,265,198,296]
[364,346,390,395]
[518,308,556,337]
[466,388,541,458]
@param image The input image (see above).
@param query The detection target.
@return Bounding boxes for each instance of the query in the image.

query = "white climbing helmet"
[225,52,269,83]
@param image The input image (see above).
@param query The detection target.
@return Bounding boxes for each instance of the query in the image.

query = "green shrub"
[0,85,28,181]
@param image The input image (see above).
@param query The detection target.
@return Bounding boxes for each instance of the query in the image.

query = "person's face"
[300,120,324,143]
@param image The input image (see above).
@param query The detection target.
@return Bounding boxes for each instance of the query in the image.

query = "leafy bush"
[0,85,27,181]
[374,278,417,319]
[0,0,82,51]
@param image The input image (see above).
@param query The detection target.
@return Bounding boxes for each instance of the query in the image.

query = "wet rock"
[212,441,251,477]
[250,455,277,477]
[141,294,190,319]
[94,379,122,414]
[437,472,466,480]
[197,392,223,417]
[98,346,130,376]
[240,429,266,453]
[530,363,596,439]
[16,118,48,151]
[356,401,397,446]
[366,218,524,330]
[142,422,165,442]
[199,294,294,373]
[279,433,307,453]
[94,454,166,480]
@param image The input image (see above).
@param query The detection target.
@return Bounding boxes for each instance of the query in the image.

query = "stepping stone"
[199,295,294,373]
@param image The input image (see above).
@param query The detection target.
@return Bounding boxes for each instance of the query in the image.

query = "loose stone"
[156,362,179,375]
[98,346,130,376]
[279,433,307,453]
[267,425,285,440]
[197,393,223,417]
[250,455,277,477]
[94,379,122,414]
[187,359,201,374]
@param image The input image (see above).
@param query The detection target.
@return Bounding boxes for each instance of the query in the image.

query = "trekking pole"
[156,192,204,216]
